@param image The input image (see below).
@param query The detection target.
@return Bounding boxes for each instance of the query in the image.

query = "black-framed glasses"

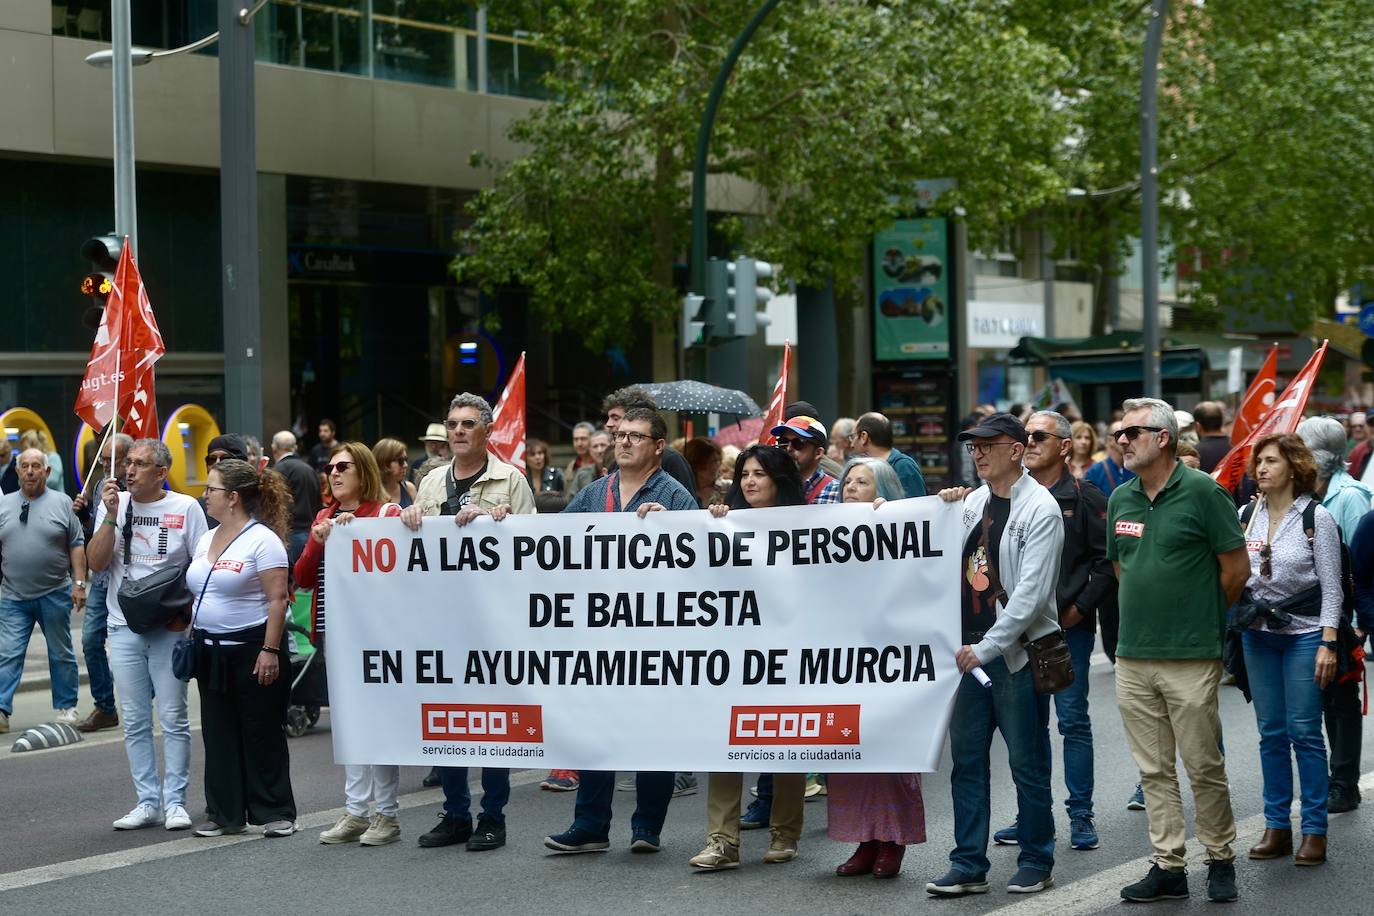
[325,461,355,475]
[19,502,29,525]
[964,441,1019,456]
[203,485,229,495]
[1115,425,1164,442]
[1028,430,1065,444]
[445,418,481,430]
[612,431,652,445]
[1260,543,1272,578]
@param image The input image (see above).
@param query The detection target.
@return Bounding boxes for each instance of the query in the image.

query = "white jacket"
[960,470,1063,673]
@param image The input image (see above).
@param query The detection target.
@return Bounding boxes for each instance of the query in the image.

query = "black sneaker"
[1206,860,1238,902]
[543,826,610,853]
[417,814,472,848]
[1327,785,1360,814]
[1121,863,1189,902]
[466,815,505,851]
[925,869,991,897]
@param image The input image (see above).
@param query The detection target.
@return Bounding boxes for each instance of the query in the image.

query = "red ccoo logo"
[729,705,860,745]
[421,704,543,742]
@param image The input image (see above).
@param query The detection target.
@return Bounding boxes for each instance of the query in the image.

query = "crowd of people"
[0,383,1369,904]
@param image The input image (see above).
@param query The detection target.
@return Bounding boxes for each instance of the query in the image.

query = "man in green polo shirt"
[1107,397,1249,905]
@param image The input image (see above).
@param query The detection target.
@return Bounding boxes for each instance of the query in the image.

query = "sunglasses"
[19,502,29,525]
[205,454,232,467]
[325,461,355,475]
[1260,543,1272,579]
[777,437,814,451]
[1115,425,1164,442]
[1028,430,1065,444]
[445,418,481,431]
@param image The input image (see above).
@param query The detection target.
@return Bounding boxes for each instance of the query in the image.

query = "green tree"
[457,0,1073,351]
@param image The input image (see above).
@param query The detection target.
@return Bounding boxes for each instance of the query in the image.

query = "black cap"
[784,400,821,422]
[956,412,1028,446]
[206,434,249,460]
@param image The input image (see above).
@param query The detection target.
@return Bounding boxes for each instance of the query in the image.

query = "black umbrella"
[636,380,762,417]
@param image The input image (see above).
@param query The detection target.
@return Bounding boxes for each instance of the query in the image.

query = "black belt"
[194,622,268,646]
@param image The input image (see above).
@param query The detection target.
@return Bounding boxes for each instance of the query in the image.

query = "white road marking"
[977,770,1374,916]
[0,768,544,893]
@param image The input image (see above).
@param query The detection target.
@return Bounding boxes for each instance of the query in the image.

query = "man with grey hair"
[1296,415,1370,813]
[565,421,597,486]
[271,430,321,570]
[88,437,208,832]
[0,449,87,733]
[1108,397,1249,903]
[828,417,856,464]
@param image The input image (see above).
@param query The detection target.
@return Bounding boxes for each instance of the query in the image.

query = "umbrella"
[637,380,762,417]
[712,417,766,448]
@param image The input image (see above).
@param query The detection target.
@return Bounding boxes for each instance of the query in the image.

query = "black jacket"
[274,453,323,533]
[1048,470,1116,632]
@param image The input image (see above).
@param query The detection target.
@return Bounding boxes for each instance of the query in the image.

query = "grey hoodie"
[960,469,1063,673]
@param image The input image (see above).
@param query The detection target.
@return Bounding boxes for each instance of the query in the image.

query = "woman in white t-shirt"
[185,459,298,838]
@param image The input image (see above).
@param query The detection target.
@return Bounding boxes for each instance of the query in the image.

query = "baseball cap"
[771,415,827,448]
[420,423,447,442]
[955,412,1028,446]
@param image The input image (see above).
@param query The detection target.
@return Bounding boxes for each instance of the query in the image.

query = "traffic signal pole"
[111,0,137,254]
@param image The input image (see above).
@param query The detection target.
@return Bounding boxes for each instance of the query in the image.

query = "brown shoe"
[1248,827,1292,859]
[77,709,119,732]
[1294,833,1326,866]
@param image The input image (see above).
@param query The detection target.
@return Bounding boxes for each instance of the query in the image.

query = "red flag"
[1231,344,1278,445]
[487,352,527,470]
[74,237,165,439]
[1212,341,1328,491]
[757,342,791,446]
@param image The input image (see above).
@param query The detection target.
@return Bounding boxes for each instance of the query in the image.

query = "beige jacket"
[415,455,536,517]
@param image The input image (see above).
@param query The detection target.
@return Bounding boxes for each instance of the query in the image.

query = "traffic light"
[80,234,121,330]
[681,293,705,349]
[703,258,732,342]
[729,256,774,336]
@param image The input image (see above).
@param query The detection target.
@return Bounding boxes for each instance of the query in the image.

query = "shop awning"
[1043,351,1204,383]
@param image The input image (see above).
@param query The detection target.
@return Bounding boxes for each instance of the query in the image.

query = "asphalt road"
[2,654,1371,916]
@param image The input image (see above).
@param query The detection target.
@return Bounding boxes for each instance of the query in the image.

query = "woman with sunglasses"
[294,443,405,848]
[187,459,297,837]
[1236,433,1341,866]
[825,456,927,878]
[371,438,417,509]
[1068,421,1097,480]
[690,445,809,871]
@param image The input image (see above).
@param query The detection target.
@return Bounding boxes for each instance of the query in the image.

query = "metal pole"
[476,6,488,94]
[220,0,263,438]
[111,0,138,254]
[1140,0,1166,398]
[689,0,782,298]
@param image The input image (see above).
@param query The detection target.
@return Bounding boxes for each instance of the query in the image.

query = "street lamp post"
[110,0,137,254]
[1140,0,1167,399]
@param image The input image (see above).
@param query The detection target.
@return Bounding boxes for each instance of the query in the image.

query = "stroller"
[284,590,328,738]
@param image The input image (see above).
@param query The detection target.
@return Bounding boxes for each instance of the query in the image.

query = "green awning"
[1047,351,1204,384]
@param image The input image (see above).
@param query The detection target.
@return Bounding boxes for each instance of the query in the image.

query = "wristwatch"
[73,579,88,589]
[1319,640,1338,651]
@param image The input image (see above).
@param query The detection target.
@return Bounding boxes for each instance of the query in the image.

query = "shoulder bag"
[982,507,1075,694]
[117,499,195,634]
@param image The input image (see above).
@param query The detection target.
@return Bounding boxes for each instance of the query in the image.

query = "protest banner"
[323,498,964,773]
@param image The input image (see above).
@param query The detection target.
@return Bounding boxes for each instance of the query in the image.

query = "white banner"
[323,498,964,773]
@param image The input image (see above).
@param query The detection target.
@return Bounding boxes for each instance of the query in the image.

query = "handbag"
[980,508,1075,695]
[172,521,258,682]
[116,500,194,634]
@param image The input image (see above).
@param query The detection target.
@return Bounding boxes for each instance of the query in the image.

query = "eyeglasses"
[612,431,652,445]
[325,461,355,475]
[19,502,29,525]
[127,458,158,470]
[1028,430,1065,444]
[445,418,481,431]
[203,485,228,495]
[1115,425,1164,442]
[777,437,814,452]
[964,441,1020,456]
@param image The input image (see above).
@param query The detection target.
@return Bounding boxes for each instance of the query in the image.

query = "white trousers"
[343,764,400,817]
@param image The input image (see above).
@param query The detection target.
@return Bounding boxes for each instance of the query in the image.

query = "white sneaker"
[164,804,192,830]
[113,804,163,830]
[55,708,81,727]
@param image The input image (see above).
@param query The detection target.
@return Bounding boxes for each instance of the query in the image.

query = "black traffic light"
[80,234,121,329]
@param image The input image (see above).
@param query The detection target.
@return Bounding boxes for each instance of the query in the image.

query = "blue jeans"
[1243,628,1328,835]
[82,574,116,714]
[949,657,1055,876]
[572,770,674,839]
[1051,627,1096,817]
[0,588,79,714]
[441,767,510,825]
[286,530,308,582]
[108,624,190,809]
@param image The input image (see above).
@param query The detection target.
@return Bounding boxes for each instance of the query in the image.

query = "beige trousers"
[1115,656,1237,868]
[705,773,805,846]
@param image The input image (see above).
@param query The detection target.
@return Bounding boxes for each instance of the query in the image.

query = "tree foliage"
[458,0,1072,349]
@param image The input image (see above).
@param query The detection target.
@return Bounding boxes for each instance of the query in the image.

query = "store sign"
[965,300,1044,350]
[872,220,951,361]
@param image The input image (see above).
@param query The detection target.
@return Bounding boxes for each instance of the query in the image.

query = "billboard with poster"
[872,219,951,361]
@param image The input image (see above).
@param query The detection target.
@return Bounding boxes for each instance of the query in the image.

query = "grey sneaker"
[673,773,699,797]
[690,836,740,870]
[615,775,637,792]
[263,820,297,838]
[319,812,370,844]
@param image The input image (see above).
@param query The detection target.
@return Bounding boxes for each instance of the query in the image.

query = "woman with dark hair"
[682,436,726,508]
[295,443,405,847]
[187,459,297,837]
[371,438,417,509]
[690,444,806,872]
[1237,433,1341,866]
[525,438,566,494]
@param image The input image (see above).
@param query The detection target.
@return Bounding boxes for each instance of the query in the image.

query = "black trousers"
[1324,677,1363,794]
[197,642,297,827]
